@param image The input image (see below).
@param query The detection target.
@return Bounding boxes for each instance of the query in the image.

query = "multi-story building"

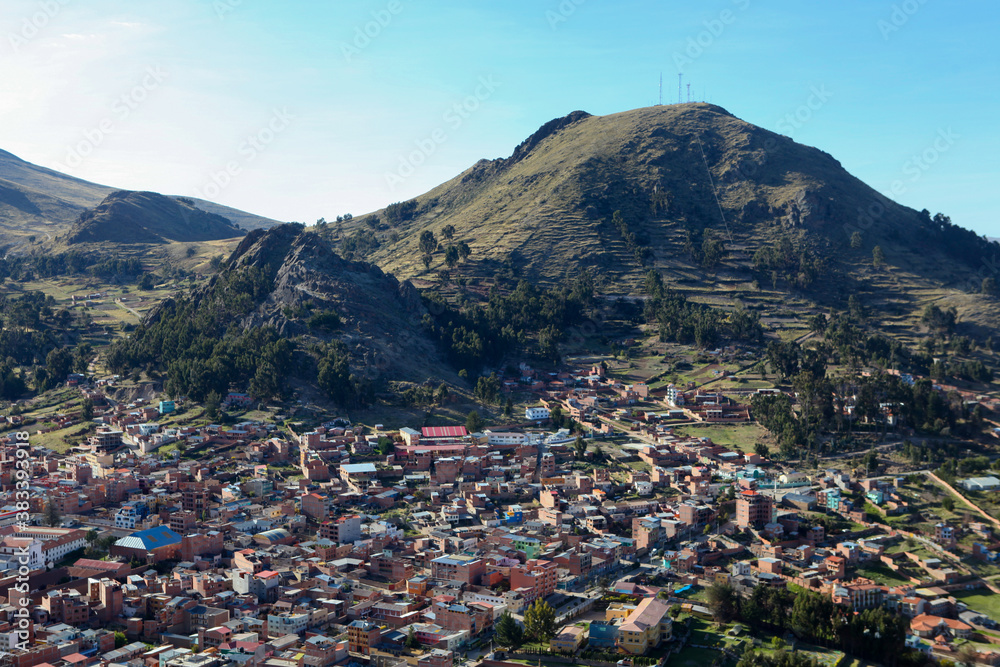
[525,407,550,421]
[319,515,362,545]
[347,619,380,655]
[170,510,199,534]
[736,490,773,528]
[431,555,486,585]
[632,517,662,553]
[182,483,210,514]
[510,559,557,605]
[617,597,673,655]
[115,500,147,529]
[266,611,309,638]
[301,493,332,520]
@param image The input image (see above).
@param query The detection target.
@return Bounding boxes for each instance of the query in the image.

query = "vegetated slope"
[0,148,280,247]
[353,104,994,298]
[107,224,455,406]
[65,191,245,244]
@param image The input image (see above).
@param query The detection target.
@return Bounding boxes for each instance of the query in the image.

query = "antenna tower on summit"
[687,83,691,103]
[658,73,662,105]
[677,73,682,104]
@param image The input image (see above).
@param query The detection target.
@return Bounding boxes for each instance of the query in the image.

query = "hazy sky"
[2,0,997,235]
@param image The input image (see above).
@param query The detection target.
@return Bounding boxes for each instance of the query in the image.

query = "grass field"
[952,589,1000,619]
[672,423,768,453]
[854,563,913,587]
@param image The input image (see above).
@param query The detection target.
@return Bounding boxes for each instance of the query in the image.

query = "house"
[525,407,551,421]
[550,625,585,653]
[909,614,972,639]
[616,597,673,655]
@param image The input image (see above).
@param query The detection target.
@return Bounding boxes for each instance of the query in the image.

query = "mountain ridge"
[0,148,281,247]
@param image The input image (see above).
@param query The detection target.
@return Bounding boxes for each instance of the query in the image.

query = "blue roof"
[114,525,183,551]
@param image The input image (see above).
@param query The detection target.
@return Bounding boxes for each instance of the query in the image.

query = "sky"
[1,0,997,236]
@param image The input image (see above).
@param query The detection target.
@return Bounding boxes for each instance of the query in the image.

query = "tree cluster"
[423,274,594,374]
[644,271,763,348]
[708,583,910,666]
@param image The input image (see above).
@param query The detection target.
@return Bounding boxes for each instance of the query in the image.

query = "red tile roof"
[421,426,468,438]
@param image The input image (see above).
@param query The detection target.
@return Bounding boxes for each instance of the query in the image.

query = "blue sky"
[1,0,997,235]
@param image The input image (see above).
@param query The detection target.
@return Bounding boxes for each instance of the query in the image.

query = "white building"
[961,476,1000,492]
[665,384,684,407]
[0,536,44,571]
[484,431,525,446]
[16,527,88,563]
[525,407,550,421]
[266,612,309,638]
[115,502,146,529]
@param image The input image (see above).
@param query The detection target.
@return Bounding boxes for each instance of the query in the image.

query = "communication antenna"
[658,73,663,106]
[678,73,682,104]
[687,83,691,103]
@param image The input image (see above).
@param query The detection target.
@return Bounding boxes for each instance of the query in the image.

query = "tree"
[406,625,420,649]
[504,397,513,418]
[705,581,739,623]
[850,231,863,249]
[204,391,221,421]
[956,644,979,667]
[419,230,437,255]
[872,245,885,269]
[754,443,769,459]
[376,436,394,456]
[114,631,128,648]
[494,610,524,648]
[421,254,432,270]
[982,276,997,296]
[466,410,484,433]
[445,245,460,268]
[574,436,587,460]
[942,496,955,512]
[81,397,94,421]
[523,599,556,642]
[44,498,61,527]
[442,224,456,240]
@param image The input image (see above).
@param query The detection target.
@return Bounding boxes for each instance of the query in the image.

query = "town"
[1,356,999,667]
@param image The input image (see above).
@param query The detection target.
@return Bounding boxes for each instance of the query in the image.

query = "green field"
[854,563,914,587]
[952,589,1000,619]
[672,423,768,453]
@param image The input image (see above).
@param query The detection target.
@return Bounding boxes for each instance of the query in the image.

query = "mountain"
[224,225,449,379]
[351,104,994,300]
[0,148,280,246]
[109,223,456,406]
[64,190,245,244]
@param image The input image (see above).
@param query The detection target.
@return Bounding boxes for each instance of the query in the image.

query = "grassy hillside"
[334,102,999,341]
[0,148,280,248]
